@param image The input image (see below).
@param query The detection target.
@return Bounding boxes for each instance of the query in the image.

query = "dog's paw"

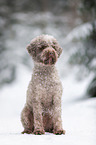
[21,129,32,134]
[33,129,45,135]
[53,129,66,135]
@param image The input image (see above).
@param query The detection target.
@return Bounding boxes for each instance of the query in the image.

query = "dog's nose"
[49,52,53,55]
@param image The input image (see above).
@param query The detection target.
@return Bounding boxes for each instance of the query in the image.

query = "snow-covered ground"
[0,65,96,145]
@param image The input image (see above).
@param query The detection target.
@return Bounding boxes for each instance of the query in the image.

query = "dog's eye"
[36,46,45,53]
[51,45,57,51]
[41,45,45,49]
[41,44,48,50]
[51,42,56,49]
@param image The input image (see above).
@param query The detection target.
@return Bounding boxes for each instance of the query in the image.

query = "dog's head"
[27,35,62,65]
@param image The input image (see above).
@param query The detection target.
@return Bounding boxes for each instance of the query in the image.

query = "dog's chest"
[32,67,62,107]
[36,72,59,89]
[33,72,59,104]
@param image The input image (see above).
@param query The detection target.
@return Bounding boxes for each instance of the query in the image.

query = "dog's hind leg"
[21,105,34,134]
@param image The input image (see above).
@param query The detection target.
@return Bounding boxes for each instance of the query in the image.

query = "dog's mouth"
[41,49,57,65]
[44,57,55,65]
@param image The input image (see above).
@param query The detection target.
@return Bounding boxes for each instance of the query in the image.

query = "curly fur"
[21,34,65,135]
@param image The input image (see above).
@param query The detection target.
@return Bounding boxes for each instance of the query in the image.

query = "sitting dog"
[21,34,65,135]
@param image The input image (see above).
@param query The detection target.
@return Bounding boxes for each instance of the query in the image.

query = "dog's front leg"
[32,98,45,135]
[53,96,65,135]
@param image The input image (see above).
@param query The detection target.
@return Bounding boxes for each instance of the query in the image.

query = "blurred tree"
[69,23,96,72]
[0,13,15,87]
[87,76,96,97]
[0,0,72,13]
[69,0,96,97]
[79,0,96,21]
[0,45,16,87]
[80,0,96,97]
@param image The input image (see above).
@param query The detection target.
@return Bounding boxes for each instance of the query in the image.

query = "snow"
[0,65,96,145]
[63,23,92,45]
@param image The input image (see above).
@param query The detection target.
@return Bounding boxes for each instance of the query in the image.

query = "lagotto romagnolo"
[21,34,65,135]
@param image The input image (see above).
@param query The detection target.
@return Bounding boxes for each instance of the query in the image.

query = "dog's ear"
[52,40,63,58]
[26,44,32,55]
[58,47,62,58]
[26,43,36,58]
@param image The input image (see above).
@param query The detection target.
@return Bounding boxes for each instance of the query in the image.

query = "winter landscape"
[0,0,96,145]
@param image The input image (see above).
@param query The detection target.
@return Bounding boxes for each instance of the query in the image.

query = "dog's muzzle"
[41,47,58,65]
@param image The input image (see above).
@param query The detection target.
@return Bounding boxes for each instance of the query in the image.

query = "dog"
[21,34,65,135]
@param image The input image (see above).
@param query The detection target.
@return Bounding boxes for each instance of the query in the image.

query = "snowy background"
[0,0,96,145]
